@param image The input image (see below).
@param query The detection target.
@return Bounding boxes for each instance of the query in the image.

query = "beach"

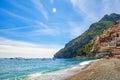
[65,58,120,80]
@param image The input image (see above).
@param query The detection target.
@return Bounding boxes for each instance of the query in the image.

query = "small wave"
[27,72,42,78]
[80,61,93,66]
[24,59,98,80]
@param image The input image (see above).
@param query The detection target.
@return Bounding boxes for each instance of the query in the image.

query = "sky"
[0,0,120,58]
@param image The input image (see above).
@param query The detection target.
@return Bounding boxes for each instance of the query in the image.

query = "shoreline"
[65,58,120,80]
[22,60,98,80]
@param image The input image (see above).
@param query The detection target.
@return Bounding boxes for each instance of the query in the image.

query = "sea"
[0,58,96,80]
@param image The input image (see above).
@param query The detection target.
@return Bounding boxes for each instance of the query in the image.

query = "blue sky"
[0,0,120,58]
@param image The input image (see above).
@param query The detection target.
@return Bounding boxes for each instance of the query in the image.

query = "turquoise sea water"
[0,58,96,80]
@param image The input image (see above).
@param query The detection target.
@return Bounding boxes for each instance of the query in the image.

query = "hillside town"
[94,20,120,58]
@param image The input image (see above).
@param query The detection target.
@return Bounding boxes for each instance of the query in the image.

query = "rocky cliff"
[54,13,120,58]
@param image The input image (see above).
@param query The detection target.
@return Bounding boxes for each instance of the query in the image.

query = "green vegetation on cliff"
[77,41,94,56]
[54,13,120,58]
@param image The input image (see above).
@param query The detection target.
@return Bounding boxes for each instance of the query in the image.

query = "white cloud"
[70,0,120,38]
[0,37,63,58]
[31,0,48,20]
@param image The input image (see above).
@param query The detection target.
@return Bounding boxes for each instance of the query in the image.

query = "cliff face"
[54,13,120,58]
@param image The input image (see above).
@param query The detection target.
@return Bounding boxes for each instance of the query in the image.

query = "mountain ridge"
[54,13,120,58]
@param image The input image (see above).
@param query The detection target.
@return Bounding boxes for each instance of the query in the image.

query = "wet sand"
[65,58,120,80]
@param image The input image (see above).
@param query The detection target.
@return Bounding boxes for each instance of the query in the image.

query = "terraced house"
[97,20,120,57]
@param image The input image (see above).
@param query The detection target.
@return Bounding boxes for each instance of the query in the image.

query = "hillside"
[54,13,120,58]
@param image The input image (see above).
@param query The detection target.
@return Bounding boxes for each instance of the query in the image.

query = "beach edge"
[65,58,120,80]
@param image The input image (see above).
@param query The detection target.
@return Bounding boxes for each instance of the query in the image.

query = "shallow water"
[0,58,96,80]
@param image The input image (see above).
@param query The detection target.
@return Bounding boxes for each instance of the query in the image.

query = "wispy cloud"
[0,22,60,37]
[1,8,30,21]
[0,8,45,26]
[0,9,60,36]
[33,22,61,36]
[7,0,30,12]
[71,0,120,21]
[0,37,63,58]
[35,28,60,36]
[101,0,120,14]
[69,0,100,38]
[6,0,39,19]
[70,0,120,37]
[31,0,48,20]
[0,37,38,47]
[71,0,100,22]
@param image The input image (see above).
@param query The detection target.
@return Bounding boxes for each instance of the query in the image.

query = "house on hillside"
[96,20,120,58]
